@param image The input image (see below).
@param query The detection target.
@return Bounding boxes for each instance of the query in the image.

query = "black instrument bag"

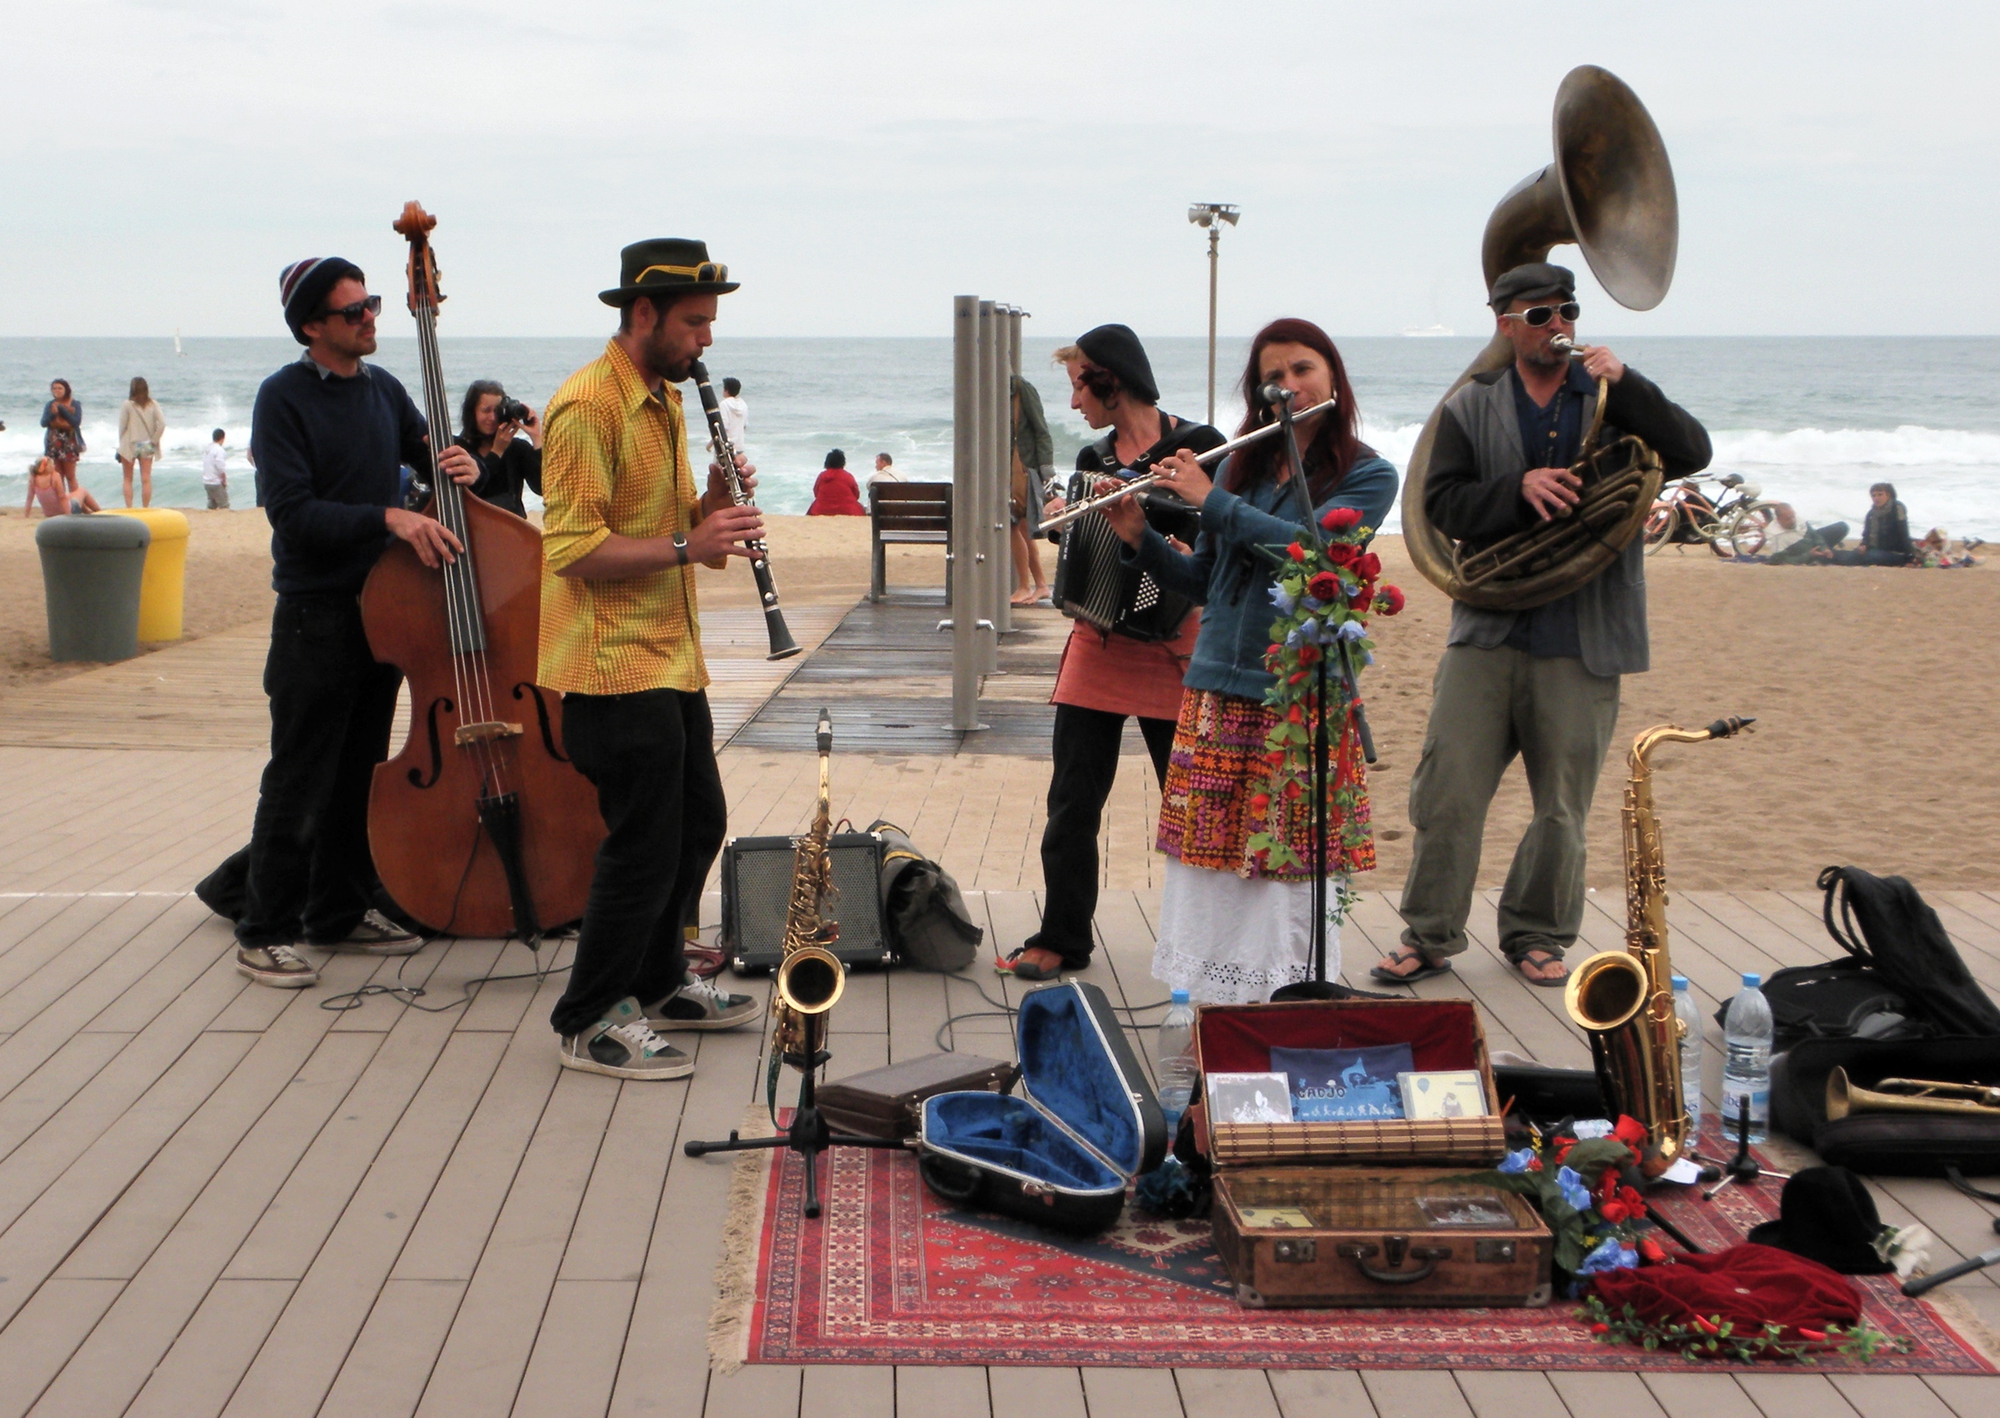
[1771,1034,2000,1177]
[917,980,1167,1234]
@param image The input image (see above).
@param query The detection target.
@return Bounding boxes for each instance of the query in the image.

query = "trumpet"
[1826,1068,2000,1120]
[1038,399,1336,534]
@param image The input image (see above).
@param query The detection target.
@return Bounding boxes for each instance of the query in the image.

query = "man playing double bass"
[537,240,766,1081]
[1376,262,1711,990]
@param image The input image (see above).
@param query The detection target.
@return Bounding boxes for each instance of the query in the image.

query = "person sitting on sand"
[23,457,100,517]
[807,449,866,515]
[1762,503,1847,565]
[1829,483,1914,566]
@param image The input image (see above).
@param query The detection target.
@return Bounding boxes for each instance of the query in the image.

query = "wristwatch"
[672,533,690,567]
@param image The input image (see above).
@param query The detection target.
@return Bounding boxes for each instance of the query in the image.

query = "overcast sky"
[4,2,1995,340]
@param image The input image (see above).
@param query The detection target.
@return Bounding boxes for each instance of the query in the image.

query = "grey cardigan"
[1425,366,1712,677]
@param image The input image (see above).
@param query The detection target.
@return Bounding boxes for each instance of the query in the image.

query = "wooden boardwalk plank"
[1734,1373,1862,1418]
[0,1278,121,1418]
[898,1367,994,1418]
[124,1278,295,1418]
[1456,1371,1572,1418]
[511,1278,641,1418]
[1267,1369,1377,1418]
[1641,1373,1763,1418]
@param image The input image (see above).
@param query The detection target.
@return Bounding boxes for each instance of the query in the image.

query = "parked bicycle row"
[1646,476,1983,567]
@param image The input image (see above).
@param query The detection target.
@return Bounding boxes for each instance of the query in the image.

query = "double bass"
[361,201,605,940]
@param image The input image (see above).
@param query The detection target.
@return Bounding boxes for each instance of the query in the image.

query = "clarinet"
[687,360,801,661]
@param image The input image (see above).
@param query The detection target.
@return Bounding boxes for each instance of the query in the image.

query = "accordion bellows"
[1196,1000,1507,1167]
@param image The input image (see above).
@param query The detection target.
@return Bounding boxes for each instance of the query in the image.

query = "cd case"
[1204,1071,1295,1125]
[1396,1069,1488,1120]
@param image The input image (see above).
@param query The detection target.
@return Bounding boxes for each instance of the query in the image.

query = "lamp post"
[1188,203,1239,426]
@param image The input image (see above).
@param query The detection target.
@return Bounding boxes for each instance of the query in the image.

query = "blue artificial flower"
[1498,1148,1537,1174]
[1301,596,1324,612]
[1335,619,1367,643]
[1575,1235,1640,1275]
[1268,585,1297,615]
[1556,1165,1592,1212]
[1363,651,1375,666]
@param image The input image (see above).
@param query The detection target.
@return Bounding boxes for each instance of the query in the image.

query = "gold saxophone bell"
[775,945,846,1017]
[1826,1067,2000,1120]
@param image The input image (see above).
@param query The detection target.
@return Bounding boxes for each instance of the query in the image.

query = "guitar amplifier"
[721,830,893,974]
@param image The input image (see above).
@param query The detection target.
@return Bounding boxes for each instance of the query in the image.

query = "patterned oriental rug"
[709,1117,1997,1374]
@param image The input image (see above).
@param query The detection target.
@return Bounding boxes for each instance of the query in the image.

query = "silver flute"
[1038,400,1336,534]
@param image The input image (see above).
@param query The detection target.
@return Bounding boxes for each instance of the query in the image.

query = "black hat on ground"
[599,238,739,307]
[1075,324,1159,405]
[1746,1165,1894,1275]
[1488,261,1576,312]
[279,257,364,346]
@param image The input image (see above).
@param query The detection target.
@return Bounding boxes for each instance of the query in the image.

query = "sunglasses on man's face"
[325,295,384,324]
[1502,302,1580,327]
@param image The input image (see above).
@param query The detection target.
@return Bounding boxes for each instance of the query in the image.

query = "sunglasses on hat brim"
[1500,302,1580,327]
[635,261,729,286]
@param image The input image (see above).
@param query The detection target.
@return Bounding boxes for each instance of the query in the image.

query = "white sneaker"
[645,972,763,1032]
[559,998,694,1080]
[236,943,319,989]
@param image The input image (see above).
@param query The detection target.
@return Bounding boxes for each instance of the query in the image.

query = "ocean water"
[4,336,1996,536]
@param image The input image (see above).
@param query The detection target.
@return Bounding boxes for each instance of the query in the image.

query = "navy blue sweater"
[251,357,429,596]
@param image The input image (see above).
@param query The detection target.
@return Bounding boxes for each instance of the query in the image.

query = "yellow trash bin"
[107,508,191,641]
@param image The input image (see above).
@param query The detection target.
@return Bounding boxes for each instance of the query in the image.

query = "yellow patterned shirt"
[537,339,710,697]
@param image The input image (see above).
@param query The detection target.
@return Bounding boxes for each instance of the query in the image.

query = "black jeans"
[238,594,403,948]
[1025,704,1176,967]
[549,688,727,1036]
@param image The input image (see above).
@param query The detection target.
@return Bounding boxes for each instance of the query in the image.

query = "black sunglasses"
[1502,302,1580,327]
[324,295,384,323]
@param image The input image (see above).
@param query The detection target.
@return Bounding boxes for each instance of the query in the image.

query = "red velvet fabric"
[809,468,866,516]
[1195,1000,1484,1076]
[1590,1244,1863,1343]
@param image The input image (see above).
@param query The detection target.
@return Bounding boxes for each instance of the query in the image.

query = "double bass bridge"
[454,721,526,747]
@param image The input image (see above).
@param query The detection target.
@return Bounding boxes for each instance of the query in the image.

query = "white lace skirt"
[1150,858,1345,1004]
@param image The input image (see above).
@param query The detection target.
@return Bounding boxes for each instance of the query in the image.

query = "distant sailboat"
[1400,323,1455,337]
[174,329,183,356]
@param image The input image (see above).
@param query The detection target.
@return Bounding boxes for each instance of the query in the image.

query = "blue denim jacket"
[1125,453,1399,700]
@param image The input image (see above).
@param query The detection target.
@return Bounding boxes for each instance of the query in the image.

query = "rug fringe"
[706,1104,777,1374]
[1926,1289,2000,1368]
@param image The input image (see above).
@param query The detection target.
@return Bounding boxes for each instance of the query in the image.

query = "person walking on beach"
[202,428,230,509]
[808,449,866,515]
[720,375,748,450]
[537,238,764,1080]
[996,325,1223,982]
[1010,372,1054,605]
[230,256,482,990]
[117,377,166,508]
[40,380,84,492]
[1378,263,1711,990]
[454,380,543,517]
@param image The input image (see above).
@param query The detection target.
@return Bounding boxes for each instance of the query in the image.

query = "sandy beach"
[2,507,1992,890]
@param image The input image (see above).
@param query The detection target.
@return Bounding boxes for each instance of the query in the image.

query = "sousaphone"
[1403,65,1679,610]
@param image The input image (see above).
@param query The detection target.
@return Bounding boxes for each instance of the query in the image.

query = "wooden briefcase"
[817,1052,1018,1141]
[1212,1167,1553,1309]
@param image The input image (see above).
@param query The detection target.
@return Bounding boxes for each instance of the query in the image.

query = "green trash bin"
[35,513,152,662]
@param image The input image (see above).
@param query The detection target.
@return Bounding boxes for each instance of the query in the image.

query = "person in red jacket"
[808,449,866,516]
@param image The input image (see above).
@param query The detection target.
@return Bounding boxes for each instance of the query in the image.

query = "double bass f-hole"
[409,697,456,790]
[514,682,571,762]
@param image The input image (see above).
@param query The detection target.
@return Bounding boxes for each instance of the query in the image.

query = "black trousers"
[238,594,403,948]
[1025,704,1176,967]
[549,687,727,1036]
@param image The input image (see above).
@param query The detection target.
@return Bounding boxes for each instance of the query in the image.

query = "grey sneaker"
[559,998,694,1080]
[315,909,423,956]
[646,972,763,1032]
[236,943,319,989]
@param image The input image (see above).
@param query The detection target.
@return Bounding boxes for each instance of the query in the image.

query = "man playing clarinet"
[538,240,765,1079]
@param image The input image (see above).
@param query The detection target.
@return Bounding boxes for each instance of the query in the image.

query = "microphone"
[1258,382,1294,408]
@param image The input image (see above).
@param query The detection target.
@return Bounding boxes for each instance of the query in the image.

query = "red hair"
[1223,318,1367,503]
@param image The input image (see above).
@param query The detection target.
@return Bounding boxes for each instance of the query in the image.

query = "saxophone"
[770,709,845,1065]
[1564,716,1753,1174]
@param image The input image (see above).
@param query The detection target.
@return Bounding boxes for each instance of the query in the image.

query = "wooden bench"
[869,481,952,603]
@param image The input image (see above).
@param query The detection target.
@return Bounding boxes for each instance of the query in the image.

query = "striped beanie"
[278,257,363,345]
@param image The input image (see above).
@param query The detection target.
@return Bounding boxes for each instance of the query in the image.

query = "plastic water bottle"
[1721,973,1773,1144]
[1155,990,1198,1136]
[1671,974,1705,1135]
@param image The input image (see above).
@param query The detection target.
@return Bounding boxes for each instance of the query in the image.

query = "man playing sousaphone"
[1376,262,1712,989]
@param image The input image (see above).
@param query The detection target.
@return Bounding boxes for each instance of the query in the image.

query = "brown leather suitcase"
[1211,1167,1554,1308]
[817,1052,1018,1140]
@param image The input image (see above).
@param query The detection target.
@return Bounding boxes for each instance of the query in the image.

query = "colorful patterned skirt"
[1156,688,1374,882]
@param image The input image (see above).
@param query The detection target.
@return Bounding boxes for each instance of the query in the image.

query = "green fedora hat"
[598,237,739,307]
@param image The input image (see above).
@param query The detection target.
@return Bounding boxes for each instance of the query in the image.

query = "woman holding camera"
[455,380,543,517]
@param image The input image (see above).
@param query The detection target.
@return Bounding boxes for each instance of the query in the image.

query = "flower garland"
[1578,1296,1907,1364]
[1247,504,1405,882]
[1456,1116,1660,1277]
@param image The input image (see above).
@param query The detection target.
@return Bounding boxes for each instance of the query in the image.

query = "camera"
[496,396,532,426]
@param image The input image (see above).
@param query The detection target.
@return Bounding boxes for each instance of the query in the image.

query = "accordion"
[1051,421,1220,643]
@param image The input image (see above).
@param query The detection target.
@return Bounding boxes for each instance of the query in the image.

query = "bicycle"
[1644,473,1780,558]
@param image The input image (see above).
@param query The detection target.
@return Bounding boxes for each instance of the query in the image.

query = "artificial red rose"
[1618,1186,1643,1209]
[1249,794,1271,814]
[1638,1238,1667,1264]
[1307,571,1341,600]
[1282,780,1302,801]
[1325,542,1358,566]
[1348,583,1373,606]
[1354,552,1382,580]
[1613,1115,1650,1149]
[1373,584,1406,616]
[1598,1168,1621,1202]
[1297,644,1320,664]
[1321,506,1364,533]
[1287,704,1304,725]
[1265,750,1286,767]
[1287,542,1308,563]
[1600,1200,1632,1224]
[1589,1323,1610,1335]
[1528,1157,1544,1171]
[1289,670,1309,686]
[1553,1140,1575,1166]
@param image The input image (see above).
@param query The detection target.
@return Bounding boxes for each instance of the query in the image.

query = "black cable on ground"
[319,937,572,1014]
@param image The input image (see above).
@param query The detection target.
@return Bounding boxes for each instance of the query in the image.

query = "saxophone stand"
[1701,1096,1791,1201]
[1263,390,1381,1005]
[683,1047,907,1220]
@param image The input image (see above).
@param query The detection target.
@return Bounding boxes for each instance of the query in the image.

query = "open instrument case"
[1192,999,1553,1308]
[917,981,1167,1234]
